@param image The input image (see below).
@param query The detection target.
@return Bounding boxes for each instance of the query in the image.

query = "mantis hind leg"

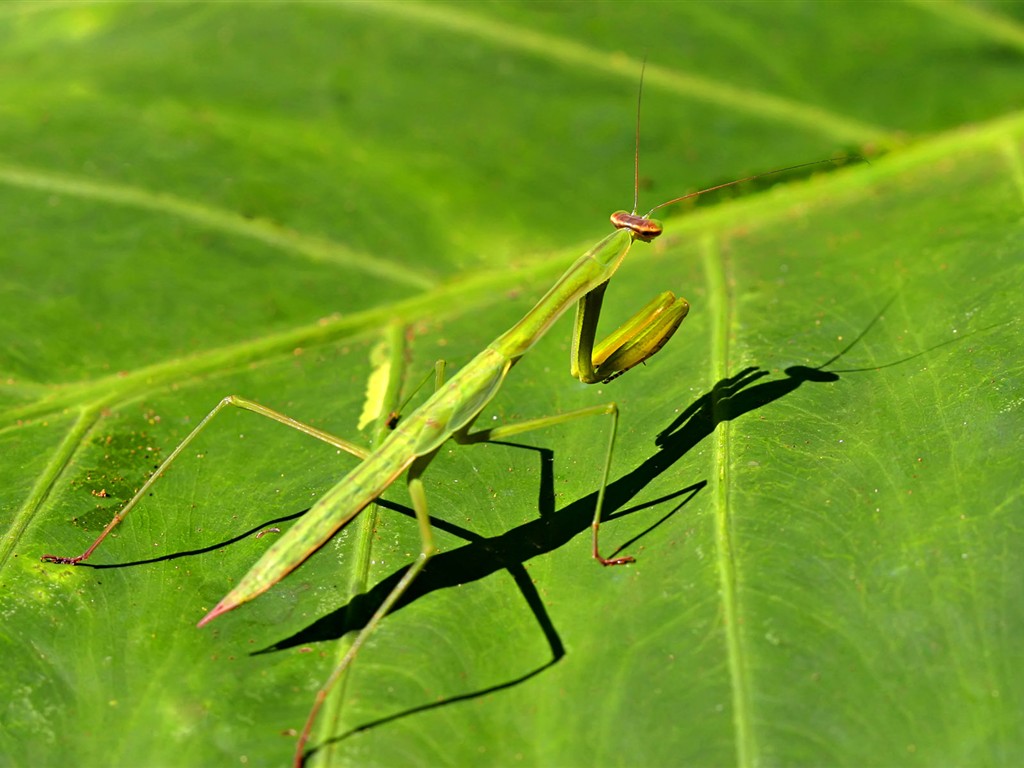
[295,450,439,768]
[41,395,371,565]
[455,402,631,566]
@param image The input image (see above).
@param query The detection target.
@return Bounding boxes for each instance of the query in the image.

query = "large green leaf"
[2,2,1021,766]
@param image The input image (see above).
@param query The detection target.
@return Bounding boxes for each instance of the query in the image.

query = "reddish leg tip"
[597,554,636,567]
[41,554,81,565]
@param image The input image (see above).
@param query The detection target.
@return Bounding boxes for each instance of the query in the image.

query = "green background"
[2,2,1022,766]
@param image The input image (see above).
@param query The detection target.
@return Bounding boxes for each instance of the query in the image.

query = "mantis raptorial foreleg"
[572,280,689,385]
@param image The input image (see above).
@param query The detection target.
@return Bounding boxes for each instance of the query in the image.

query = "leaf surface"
[2,3,1022,766]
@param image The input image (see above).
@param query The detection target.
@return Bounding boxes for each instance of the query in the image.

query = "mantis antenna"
[612,61,859,243]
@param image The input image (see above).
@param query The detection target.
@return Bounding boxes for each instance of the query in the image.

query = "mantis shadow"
[74,510,306,569]
[279,361,844,755]
[264,334,879,753]
[266,364,841,663]
[281,293,1001,754]
[268,295,912,657]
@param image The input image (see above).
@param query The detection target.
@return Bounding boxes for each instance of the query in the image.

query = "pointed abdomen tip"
[196,598,234,628]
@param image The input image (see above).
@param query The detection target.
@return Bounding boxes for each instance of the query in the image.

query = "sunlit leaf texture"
[2,2,1022,766]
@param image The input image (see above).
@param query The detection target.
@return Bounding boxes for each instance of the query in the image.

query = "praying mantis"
[41,67,842,766]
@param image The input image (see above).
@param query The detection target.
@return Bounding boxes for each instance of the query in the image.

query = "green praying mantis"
[42,67,845,766]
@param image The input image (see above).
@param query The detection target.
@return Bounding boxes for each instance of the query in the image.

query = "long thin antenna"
[631,58,647,215]
[611,59,863,245]
[644,157,858,218]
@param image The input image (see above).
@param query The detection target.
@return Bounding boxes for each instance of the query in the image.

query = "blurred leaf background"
[1,2,1022,766]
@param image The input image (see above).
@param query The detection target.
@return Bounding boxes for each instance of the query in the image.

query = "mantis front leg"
[562,279,689,562]
[571,279,690,385]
